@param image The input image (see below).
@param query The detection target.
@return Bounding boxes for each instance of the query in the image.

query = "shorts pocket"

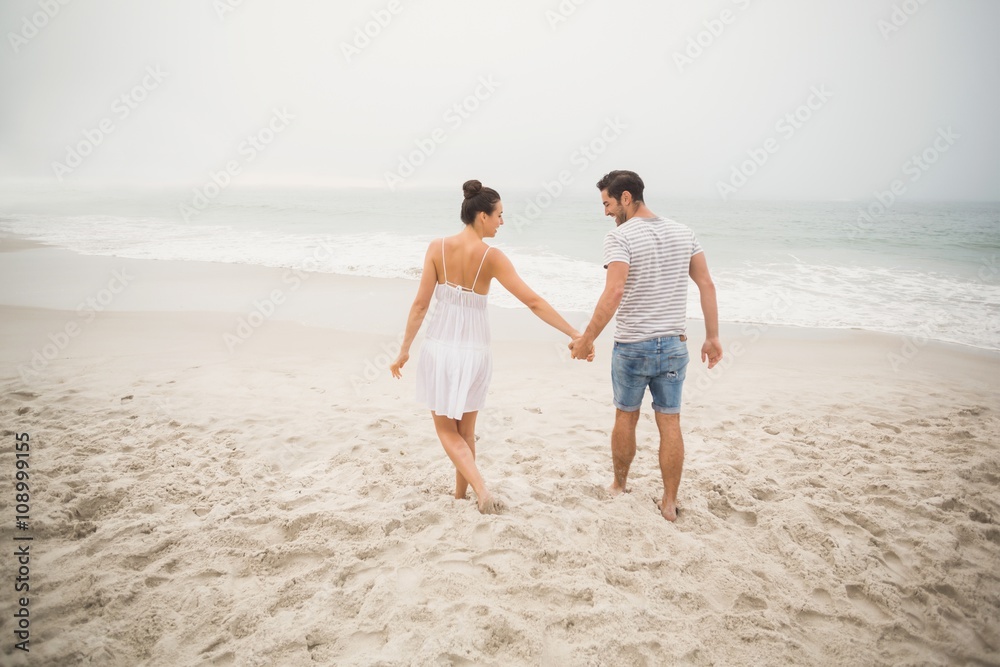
[663,352,689,379]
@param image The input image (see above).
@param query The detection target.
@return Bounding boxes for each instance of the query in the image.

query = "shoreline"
[1,232,998,356]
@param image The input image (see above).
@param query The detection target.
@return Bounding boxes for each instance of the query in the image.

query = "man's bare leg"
[655,412,684,521]
[455,412,478,500]
[432,412,499,514]
[609,408,640,495]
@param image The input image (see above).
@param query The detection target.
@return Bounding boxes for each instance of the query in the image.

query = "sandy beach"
[1,237,998,666]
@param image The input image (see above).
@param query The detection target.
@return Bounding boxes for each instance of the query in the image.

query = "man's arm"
[570,261,628,359]
[689,252,722,368]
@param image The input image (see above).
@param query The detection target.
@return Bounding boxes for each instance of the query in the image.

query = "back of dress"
[416,241,493,419]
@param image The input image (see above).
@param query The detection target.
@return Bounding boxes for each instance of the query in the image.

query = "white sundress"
[415,240,492,419]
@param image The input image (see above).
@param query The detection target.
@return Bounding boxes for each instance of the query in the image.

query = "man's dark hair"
[596,170,644,203]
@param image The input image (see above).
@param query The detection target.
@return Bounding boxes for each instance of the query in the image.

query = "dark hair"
[596,170,644,203]
[460,180,501,225]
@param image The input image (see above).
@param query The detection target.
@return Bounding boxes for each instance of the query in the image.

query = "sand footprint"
[871,422,901,433]
[470,523,492,550]
[969,509,993,524]
[845,584,890,622]
[383,519,402,536]
[795,608,829,627]
[843,510,885,538]
[880,550,907,578]
[9,390,39,400]
[395,566,423,593]
[435,653,476,666]
[811,587,834,607]
[733,593,768,612]
[750,484,781,501]
[707,494,758,527]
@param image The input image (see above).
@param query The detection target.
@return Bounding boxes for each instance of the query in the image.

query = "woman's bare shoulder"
[435,233,466,249]
[484,244,507,261]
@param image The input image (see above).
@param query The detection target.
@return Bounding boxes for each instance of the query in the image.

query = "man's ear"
[620,191,633,207]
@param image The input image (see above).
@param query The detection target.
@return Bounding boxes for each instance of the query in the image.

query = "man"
[570,170,722,522]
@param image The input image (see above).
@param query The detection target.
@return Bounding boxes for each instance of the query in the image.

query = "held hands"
[701,337,723,369]
[389,351,409,379]
[568,332,596,362]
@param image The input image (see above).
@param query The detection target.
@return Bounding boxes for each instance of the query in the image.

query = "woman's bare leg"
[455,412,478,499]
[432,412,499,513]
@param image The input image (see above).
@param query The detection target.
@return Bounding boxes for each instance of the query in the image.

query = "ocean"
[1,185,997,350]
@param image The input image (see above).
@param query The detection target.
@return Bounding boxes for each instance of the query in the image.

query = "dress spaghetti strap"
[441,238,448,284]
[470,247,491,292]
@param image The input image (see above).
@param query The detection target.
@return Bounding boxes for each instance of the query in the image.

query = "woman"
[390,180,587,514]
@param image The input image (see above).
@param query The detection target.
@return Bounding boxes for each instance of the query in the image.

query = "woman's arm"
[491,249,580,338]
[390,243,438,378]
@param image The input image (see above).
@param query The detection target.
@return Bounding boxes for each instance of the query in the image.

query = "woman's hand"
[568,334,596,362]
[390,351,409,379]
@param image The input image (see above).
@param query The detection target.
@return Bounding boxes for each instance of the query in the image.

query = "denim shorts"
[611,336,689,414]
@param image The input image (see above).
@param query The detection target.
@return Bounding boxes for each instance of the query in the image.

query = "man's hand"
[569,335,596,361]
[701,337,723,369]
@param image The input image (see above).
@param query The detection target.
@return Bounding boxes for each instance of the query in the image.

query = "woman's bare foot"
[607,483,628,497]
[477,492,503,515]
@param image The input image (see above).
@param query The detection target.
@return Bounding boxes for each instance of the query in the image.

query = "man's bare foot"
[477,492,503,515]
[607,483,629,497]
[656,497,679,522]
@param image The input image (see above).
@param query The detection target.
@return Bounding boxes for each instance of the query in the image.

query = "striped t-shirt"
[602,216,703,343]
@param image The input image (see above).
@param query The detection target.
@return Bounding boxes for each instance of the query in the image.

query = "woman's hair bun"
[459,179,500,224]
[462,179,483,200]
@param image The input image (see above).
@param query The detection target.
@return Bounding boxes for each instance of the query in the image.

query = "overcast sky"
[1,0,997,200]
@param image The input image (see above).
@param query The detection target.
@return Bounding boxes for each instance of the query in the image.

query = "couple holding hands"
[390,171,722,520]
